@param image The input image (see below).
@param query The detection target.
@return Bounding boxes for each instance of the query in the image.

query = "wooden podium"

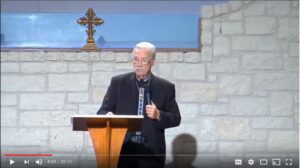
[71,115,143,168]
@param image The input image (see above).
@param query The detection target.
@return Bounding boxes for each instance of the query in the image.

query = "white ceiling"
[1,0,227,14]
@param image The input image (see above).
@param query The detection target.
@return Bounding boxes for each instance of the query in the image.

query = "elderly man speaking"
[97,42,181,168]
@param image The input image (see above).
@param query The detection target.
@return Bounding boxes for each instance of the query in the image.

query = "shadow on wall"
[97,35,106,47]
[165,134,197,168]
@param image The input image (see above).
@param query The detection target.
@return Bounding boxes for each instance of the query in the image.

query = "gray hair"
[133,42,156,60]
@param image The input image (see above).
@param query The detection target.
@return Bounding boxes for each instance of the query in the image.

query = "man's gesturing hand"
[146,101,160,120]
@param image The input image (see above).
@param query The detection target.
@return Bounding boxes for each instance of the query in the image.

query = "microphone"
[145,86,151,105]
[147,92,151,105]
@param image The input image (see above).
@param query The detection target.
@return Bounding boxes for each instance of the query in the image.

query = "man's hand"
[146,101,160,120]
[106,111,114,115]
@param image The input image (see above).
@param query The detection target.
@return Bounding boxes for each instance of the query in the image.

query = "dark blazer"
[97,72,181,168]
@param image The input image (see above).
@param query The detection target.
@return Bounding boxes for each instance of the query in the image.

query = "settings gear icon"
[248,159,254,166]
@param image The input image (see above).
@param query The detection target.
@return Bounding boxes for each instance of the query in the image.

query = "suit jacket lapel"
[127,73,138,114]
[150,74,162,105]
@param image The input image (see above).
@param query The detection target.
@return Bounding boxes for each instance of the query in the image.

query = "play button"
[9,159,15,165]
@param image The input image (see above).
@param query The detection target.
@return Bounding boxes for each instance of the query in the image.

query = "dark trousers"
[117,142,165,168]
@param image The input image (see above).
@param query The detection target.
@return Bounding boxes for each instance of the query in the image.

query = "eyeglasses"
[133,58,151,65]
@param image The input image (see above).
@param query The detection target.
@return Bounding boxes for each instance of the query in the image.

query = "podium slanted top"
[71,115,144,131]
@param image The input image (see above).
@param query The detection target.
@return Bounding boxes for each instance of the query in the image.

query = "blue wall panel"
[1,13,199,49]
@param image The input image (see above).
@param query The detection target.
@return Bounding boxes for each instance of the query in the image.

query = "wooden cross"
[77,8,104,51]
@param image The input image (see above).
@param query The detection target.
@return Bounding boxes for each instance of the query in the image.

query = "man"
[97,42,181,168]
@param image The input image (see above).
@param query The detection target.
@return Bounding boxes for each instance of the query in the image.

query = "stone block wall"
[1,0,299,167]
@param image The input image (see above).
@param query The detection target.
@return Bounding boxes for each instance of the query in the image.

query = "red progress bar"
[4,154,53,157]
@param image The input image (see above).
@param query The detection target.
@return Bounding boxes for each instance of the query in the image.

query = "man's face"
[133,48,155,79]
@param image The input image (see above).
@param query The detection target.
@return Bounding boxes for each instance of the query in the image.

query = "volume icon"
[35,159,43,166]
